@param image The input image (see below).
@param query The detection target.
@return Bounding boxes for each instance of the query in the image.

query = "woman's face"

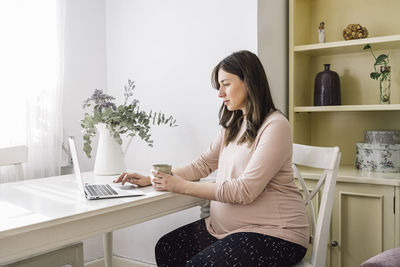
[218,69,248,113]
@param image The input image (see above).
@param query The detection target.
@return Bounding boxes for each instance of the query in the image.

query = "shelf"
[294,35,400,56]
[296,164,400,186]
[294,104,400,113]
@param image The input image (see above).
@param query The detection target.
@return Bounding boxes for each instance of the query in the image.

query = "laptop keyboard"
[86,184,118,197]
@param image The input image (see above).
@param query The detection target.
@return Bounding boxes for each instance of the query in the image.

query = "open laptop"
[68,137,144,200]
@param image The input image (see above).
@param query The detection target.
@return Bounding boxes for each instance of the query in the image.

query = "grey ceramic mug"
[152,164,172,175]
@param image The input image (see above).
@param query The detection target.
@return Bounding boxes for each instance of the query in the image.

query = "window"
[0,0,64,181]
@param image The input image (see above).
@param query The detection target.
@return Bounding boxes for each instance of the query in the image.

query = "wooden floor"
[85,256,156,267]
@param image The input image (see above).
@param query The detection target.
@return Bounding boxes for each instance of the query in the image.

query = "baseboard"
[85,256,156,267]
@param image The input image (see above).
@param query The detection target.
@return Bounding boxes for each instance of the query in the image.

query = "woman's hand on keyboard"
[113,172,151,186]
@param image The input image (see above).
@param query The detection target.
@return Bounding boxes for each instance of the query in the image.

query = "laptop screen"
[68,137,86,196]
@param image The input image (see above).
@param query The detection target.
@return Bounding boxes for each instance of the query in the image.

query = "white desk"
[0,172,206,265]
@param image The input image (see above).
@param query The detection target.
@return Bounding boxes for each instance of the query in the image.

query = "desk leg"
[103,232,113,267]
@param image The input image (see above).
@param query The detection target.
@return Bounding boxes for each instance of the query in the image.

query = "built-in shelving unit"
[289,0,400,265]
[289,0,400,166]
[294,104,400,113]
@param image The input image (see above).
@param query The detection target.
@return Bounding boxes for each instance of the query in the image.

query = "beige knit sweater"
[173,111,309,248]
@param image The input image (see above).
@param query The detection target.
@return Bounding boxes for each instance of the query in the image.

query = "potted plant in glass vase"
[81,79,177,175]
[363,44,391,104]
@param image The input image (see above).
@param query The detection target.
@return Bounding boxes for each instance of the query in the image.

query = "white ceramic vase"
[94,123,126,175]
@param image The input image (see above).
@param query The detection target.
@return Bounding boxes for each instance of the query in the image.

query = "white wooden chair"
[292,144,341,267]
[0,145,28,180]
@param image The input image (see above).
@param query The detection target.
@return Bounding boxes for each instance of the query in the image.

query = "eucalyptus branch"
[81,80,178,158]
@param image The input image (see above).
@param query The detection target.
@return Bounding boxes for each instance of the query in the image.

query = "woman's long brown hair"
[211,50,276,146]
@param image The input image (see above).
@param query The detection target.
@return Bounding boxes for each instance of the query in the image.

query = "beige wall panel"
[294,53,312,106]
[289,0,295,121]
[310,50,400,105]
[293,0,311,45]
[310,111,400,165]
[293,113,311,145]
[309,0,400,44]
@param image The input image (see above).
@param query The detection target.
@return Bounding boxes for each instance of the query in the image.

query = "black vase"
[314,64,341,106]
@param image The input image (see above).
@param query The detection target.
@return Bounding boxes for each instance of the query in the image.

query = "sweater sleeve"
[172,129,223,181]
[215,118,293,204]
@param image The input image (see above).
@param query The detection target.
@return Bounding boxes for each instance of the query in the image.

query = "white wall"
[106,0,257,171]
[63,0,107,172]
[63,0,107,262]
[105,0,257,263]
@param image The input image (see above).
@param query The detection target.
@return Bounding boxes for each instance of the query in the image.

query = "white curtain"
[0,0,64,182]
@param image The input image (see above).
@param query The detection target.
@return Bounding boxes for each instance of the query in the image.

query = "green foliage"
[81,80,177,158]
[363,44,371,50]
[363,44,390,81]
[370,72,380,80]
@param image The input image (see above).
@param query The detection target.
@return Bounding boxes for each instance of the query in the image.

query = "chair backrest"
[292,143,341,267]
[0,145,29,180]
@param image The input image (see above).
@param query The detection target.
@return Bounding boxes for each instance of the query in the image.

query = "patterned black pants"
[155,219,307,267]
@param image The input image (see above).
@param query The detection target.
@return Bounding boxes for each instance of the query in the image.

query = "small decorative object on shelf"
[356,130,400,173]
[343,23,368,40]
[314,64,341,106]
[318,21,325,43]
[81,79,177,175]
[363,44,391,104]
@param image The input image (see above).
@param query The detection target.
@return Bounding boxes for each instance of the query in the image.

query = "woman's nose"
[218,88,225,98]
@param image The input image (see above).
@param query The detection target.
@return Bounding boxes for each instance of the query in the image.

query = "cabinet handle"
[331,241,338,247]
